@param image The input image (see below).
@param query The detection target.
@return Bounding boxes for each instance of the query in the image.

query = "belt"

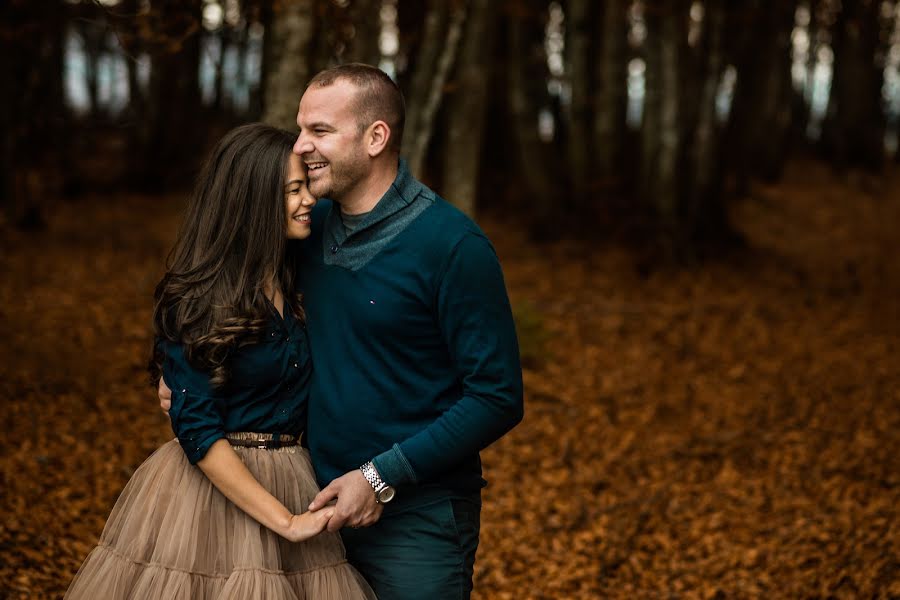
[225,432,301,449]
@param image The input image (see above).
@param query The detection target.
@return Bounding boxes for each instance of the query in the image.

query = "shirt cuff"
[179,430,225,465]
[372,444,418,487]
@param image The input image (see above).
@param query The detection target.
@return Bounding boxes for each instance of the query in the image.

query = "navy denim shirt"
[161,304,311,464]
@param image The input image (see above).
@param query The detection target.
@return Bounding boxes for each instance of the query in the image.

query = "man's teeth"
[308,162,327,171]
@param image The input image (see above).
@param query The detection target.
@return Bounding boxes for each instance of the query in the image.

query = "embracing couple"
[64,63,523,599]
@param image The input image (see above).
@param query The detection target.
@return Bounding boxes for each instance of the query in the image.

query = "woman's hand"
[197,440,330,542]
[281,507,335,543]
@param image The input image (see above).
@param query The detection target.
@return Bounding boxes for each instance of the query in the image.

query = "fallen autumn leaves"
[1,162,898,598]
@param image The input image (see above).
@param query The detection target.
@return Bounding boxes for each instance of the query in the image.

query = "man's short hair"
[307,63,406,154]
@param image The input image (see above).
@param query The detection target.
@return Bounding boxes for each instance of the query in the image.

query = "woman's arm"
[198,438,333,543]
[160,340,329,542]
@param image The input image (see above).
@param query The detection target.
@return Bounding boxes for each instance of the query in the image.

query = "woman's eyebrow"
[284,179,304,188]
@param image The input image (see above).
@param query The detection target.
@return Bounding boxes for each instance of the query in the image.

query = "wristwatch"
[359,461,396,504]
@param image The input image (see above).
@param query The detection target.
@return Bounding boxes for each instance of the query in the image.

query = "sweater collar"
[323,158,424,243]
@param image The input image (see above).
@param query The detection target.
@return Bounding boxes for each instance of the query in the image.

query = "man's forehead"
[299,100,347,128]
[299,81,357,114]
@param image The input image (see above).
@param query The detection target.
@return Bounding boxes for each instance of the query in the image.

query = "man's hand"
[308,469,384,532]
[159,376,172,416]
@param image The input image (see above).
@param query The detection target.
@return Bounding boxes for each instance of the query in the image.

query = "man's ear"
[366,121,391,158]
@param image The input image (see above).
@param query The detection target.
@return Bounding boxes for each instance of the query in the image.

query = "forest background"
[1,0,899,598]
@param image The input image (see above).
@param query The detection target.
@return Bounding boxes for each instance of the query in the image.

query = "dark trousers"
[341,495,481,600]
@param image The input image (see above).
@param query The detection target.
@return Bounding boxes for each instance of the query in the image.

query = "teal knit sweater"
[295,160,523,503]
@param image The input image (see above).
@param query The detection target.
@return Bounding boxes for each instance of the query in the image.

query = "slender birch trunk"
[403,1,450,164]
[404,0,467,178]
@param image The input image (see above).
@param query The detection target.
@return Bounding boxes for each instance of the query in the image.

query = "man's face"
[293,80,369,201]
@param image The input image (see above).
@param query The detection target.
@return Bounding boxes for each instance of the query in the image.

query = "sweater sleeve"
[161,340,227,465]
[373,232,524,485]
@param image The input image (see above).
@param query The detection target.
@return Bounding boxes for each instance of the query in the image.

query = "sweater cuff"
[372,444,418,487]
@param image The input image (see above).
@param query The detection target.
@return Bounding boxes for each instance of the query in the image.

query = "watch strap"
[360,461,386,494]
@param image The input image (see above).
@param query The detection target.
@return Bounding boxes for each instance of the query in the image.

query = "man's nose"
[293,133,313,156]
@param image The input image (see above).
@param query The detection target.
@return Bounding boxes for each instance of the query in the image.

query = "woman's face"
[284,153,317,239]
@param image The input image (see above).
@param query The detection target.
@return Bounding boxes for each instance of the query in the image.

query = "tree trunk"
[821,0,885,171]
[81,19,105,118]
[592,0,629,186]
[507,1,560,236]
[261,0,316,130]
[642,1,685,227]
[404,0,467,178]
[308,0,336,75]
[0,0,68,229]
[234,24,251,117]
[138,0,204,189]
[686,0,729,243]
[565,0,591,207]
[440,0,494,216]
[394,0,427,92]
[212,32,228,110]
[640,5,661,211]
[726,0,797,196]
[755,1,797,180]
[346,0,382,65]
[403,0,449,163]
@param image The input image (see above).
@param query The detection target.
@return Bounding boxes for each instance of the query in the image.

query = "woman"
[65,124,376,599]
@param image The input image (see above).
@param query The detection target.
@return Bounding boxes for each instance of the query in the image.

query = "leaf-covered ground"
[1,162,898,598]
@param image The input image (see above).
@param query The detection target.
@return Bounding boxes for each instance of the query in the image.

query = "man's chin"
[308,179,330,199]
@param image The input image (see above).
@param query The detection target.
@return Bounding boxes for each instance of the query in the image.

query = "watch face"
[377,486,396,503]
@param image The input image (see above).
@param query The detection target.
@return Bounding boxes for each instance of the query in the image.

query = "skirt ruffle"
[65,439,375,599]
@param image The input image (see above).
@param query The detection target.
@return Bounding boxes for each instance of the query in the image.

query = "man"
[161,63,523,599]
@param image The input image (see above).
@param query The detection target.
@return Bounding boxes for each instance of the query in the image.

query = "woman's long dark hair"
[149,123,302,388]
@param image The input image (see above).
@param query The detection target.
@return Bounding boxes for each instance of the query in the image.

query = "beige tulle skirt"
[65,438,376,599]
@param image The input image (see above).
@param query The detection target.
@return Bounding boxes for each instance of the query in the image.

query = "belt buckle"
[257,440,269,449]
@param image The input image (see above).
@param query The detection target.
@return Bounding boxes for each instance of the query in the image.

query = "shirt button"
[330,244,339,254]
[293,362,299,368]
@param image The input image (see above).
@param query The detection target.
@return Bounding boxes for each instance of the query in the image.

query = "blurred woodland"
[2,0,900,598]
[2,0,899,252]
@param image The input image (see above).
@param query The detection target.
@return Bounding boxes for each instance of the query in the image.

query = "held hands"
[281,507,336,543]
[158,376,354,542]
[160,375,381,534]
[308,470,383,532]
